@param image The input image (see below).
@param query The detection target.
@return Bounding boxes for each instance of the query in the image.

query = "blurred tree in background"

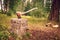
[0,0,21,15]
[49,0,60,22]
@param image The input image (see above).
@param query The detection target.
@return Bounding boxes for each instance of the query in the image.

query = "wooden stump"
[11,18,28,37]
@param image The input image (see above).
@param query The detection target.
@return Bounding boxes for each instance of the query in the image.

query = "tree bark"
[49,0,60,22]
[4,0,9,13]
[0,0,2,10]
[44,0,46,7]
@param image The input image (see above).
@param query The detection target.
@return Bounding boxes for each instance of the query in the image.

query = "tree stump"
[11,18,28,37]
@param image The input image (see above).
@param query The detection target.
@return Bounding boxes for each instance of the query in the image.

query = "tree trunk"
[4,0,9,13]
[1,0,3,12]
[44,0,46,7]
[49,0,60,22]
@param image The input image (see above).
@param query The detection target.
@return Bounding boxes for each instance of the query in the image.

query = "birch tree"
[44,0,46,7]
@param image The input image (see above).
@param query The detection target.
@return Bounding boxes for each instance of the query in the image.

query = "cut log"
[10,18,28,37]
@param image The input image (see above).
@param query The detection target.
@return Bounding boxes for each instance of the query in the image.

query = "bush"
[0,24,9,40]
[30,9,48,18]
[7,10,13,16]
[0,24,17,40]
[30,10,41,18]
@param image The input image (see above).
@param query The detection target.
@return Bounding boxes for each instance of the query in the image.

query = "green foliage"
[0,24,9,40]
[0,25,7,31]
[44,0,52,12]
[10,32,17,39]
[30,10,41,18]
[25,32,31,38]
[3,0,51,17]
[0,14,10,26]
[9,0,21,14]
[29,9,49,18]
[0,14,18,40]
[24,3,31,11]
[0,24,18,40]
[23,0,49,18]
[7,10,14,16]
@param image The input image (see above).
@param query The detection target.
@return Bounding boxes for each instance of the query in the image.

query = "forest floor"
[0,14,60,40]
[22,16,60,40]
[22,23,60,40]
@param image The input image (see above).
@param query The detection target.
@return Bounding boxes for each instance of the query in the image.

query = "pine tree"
[49,0,60,22]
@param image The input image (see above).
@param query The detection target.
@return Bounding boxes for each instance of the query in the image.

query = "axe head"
[16,12,21,19]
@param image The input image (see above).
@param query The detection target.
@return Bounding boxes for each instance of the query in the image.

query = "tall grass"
[0,14,11,28]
